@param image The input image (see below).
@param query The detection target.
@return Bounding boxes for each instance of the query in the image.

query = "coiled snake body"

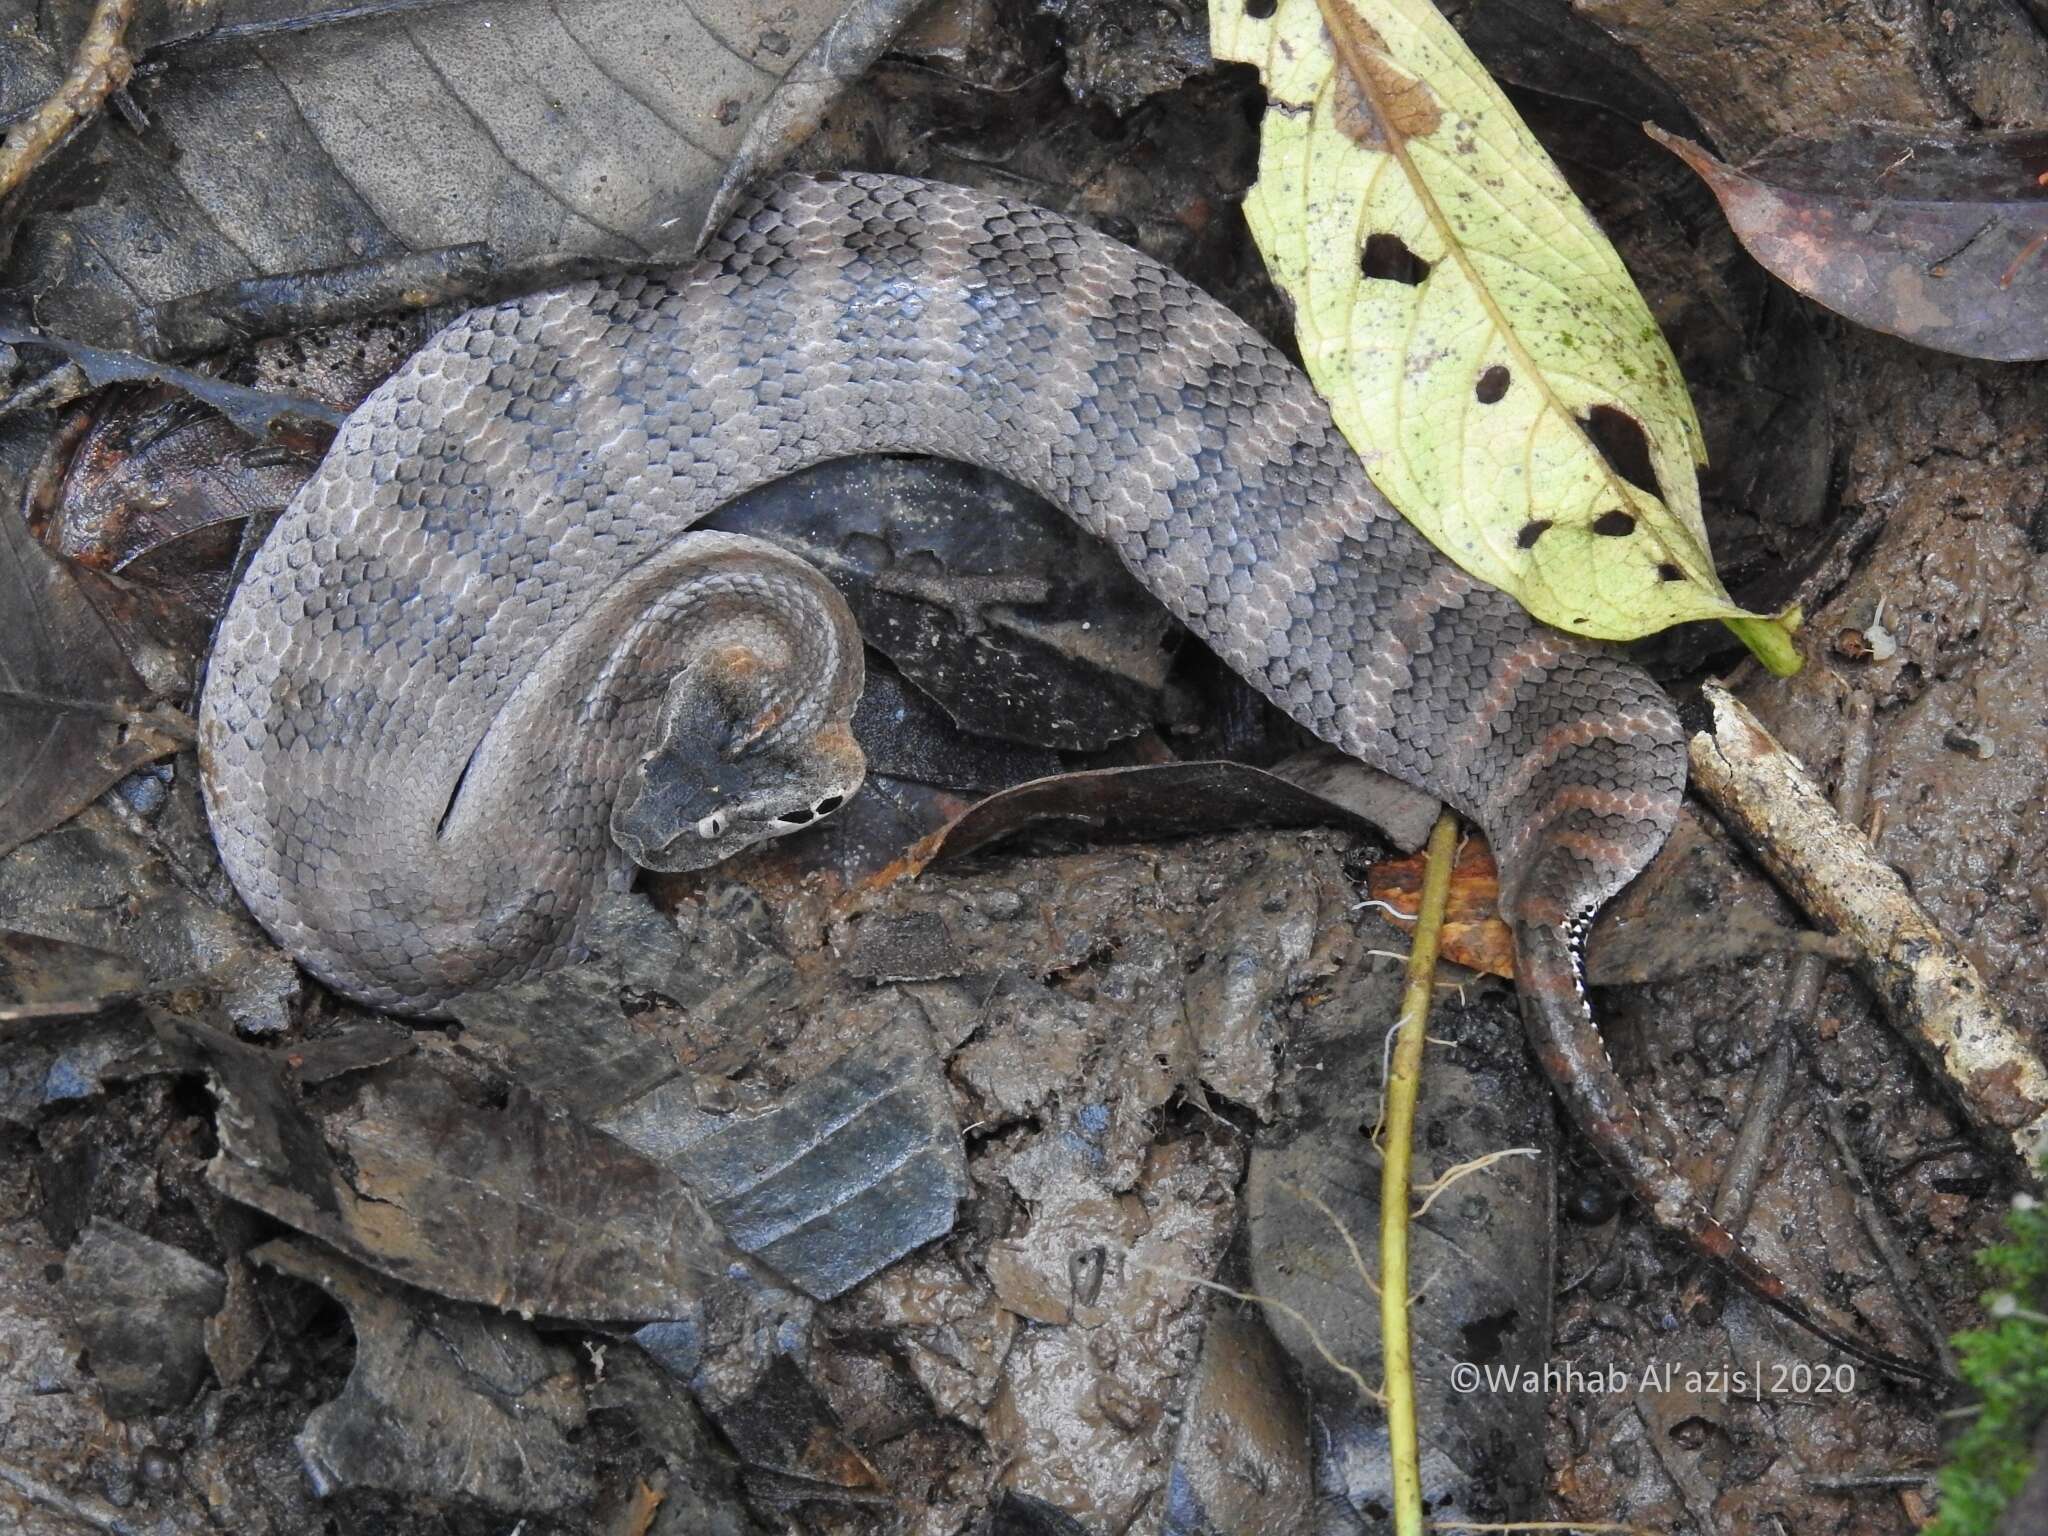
[199,173,1925,1377]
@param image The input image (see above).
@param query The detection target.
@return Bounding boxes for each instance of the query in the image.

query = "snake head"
[610,648,865,872]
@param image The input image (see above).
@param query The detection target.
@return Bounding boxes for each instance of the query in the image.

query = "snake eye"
[695,811,728,839]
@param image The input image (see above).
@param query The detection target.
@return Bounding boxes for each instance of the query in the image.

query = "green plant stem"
[1381,809,1461,1536]
[1722,607,1804,676]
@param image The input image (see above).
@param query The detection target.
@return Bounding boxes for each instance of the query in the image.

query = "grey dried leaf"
[1247,960,1557,1525]
[62,1217,225,1419]
[7,0,927,350]
[187,1021,732,1321]
[603,1015,969,1300]
[256,1237,593,1515]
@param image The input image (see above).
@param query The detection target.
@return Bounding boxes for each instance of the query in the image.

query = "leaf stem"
[1721,607,1803,677]
[1381,808,1460,1536]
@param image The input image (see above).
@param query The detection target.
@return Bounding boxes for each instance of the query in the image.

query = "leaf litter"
[0,0,2034,1530]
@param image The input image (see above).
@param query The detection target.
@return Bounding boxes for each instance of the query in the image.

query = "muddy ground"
[2,0,2045,1533]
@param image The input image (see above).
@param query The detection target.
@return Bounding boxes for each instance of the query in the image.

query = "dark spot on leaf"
[1362,233,1430,285]
[1657,562,1685,581]
[1593,510,1637,537]
[1245,0,1276,15]
[1579,404,1661,500]
[1516,519,1552,549]
[1461,1308,1520,1363]
[1475,365,1510,404]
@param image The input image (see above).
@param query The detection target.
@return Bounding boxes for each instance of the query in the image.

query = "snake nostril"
[777,808,814,825]
[815,794,844,814]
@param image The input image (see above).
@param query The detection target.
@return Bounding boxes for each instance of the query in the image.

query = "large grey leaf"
[4,0,922,349]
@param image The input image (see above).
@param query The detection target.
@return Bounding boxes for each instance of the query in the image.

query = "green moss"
[1930,1187,2048,1536]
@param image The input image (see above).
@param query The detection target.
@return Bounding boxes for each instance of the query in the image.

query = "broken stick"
[1688,683,2048,1167]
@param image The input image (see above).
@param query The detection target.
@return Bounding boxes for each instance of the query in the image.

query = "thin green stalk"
[1381,808,1461,1536]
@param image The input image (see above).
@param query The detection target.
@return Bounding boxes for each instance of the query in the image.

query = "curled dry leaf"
[1365,835,1513,979]
[31,386,316,639]
[1210,0,1797,670]
[892,759,1385,878]
[1650,123,2048,363]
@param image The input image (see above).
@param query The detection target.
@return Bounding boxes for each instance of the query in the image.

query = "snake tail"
[1516,920,1943,1384]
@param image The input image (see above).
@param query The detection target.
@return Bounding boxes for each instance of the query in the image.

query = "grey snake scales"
[197,172,1932,1380]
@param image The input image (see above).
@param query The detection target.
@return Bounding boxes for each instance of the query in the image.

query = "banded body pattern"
[200,172,1684,1010]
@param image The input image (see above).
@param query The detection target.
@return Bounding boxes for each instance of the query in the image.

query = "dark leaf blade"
[0,433,185,859]
[0,327,346,435]
[606,1016,969,1301]
[908,760,1388,872]
[1652,123,2048,362]
[0,928,147,1023]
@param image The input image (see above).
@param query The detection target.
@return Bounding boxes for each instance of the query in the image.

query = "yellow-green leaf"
[1210,0,1799,671]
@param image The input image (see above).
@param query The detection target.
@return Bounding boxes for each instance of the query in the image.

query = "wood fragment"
[1689,683,2048,1166]
[0,0,139,202]
[1706,689,1877,1234]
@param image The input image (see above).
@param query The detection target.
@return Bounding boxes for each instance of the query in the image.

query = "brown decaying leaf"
[1,454,187,861]
[1651,122,2048,362]
[0,929,146,1023]
[187,1022,729,1323]
[1366,837,1513,980]
[28,387,315,641]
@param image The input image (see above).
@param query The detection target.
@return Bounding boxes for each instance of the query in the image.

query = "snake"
[197,172,1932,1380]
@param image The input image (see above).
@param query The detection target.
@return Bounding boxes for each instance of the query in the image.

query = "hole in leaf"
[1657,562,1685,582]
[1516,519,1552,549]
[1475,365,1510,404]
[1361,233,1431,285]
[1245,0,1276,15]
[1592,510,1637,537]
[1579,404,1661,499]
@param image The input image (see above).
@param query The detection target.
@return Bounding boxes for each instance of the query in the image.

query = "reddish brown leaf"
[1366,836,1514,980]
[1651,123,2048,362]
[30,388,315,639]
